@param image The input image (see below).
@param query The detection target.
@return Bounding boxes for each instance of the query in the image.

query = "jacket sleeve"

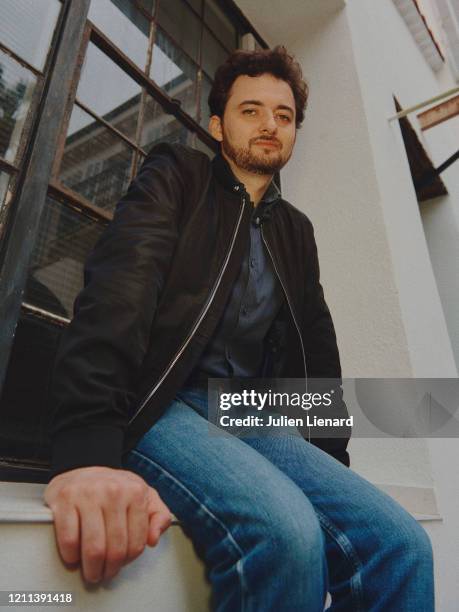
[48,142,186,479]
[302,221,352,467]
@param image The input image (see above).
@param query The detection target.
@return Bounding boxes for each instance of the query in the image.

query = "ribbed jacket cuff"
[49,426,124,480]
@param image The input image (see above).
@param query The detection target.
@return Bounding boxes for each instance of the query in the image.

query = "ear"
[209,115,223,142]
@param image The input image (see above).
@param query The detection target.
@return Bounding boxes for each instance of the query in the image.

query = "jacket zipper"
[260,224,310,439]
[260,225,307,379]
[128,194,247,425]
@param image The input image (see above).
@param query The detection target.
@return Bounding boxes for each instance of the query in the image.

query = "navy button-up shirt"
[186,153,285,385]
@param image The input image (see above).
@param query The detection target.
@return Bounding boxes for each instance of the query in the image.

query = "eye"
[242,108,257,115]
[278,114,291,122]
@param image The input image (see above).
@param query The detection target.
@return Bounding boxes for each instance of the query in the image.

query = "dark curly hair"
[208,45,309,130]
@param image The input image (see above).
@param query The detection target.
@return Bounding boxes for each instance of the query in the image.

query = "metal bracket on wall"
[387,86,459,122]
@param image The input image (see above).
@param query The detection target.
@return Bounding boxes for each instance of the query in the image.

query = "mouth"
[254,141,280,148]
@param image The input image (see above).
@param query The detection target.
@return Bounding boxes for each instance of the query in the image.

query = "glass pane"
[202,28,229,79]
[0,51,37,163]
[204,0,237,51]
[0,170,16,242]
[0,171,11,212]
[157,0,201,63]
[77,42,142,141]
[60,105,135,213]
[151,27,198,119]
[199,71,213,130]
[88,0,150,70]
[0,0,61,72]
[140,99,196,150]
[25,198,105,318]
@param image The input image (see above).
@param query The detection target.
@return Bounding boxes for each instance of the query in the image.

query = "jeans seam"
[128,448,248,611]
[314,508,365,612]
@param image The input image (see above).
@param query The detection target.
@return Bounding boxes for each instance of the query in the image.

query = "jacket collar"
[212,151,281,213]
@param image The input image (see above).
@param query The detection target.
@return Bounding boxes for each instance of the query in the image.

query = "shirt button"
[250,258,255,268]
[254,217,260,226]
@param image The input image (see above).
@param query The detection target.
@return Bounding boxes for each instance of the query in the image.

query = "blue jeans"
[123,387,434,611]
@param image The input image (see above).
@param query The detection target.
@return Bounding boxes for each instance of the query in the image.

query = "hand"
[44,466,173,583]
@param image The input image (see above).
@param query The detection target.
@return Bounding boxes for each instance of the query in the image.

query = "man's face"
[209,73,297,175]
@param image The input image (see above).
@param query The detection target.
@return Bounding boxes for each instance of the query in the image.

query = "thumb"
[147,512,172,547]
[146,489,173,547]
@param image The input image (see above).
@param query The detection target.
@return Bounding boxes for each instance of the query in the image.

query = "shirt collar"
[211,151,281,210]
[261,177,281,205]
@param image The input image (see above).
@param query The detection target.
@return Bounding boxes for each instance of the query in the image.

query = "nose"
[259,111,277,134]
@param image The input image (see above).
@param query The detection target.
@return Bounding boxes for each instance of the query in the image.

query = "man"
[45,46,434,610]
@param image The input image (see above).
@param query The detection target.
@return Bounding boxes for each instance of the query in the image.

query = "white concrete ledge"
[0,482,53,522]
[0,482,210,612]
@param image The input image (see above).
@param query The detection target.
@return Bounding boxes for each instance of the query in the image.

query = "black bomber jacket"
[49,142,351,478]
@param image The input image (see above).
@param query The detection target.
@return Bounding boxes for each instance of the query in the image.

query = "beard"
[221,130,292,175]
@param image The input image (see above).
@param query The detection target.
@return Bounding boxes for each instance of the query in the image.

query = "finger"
[53,504,81,565]
[146,491,173,547]
[126,499,148,563]
[147,511,172,547]
[103,504,129,581]
[80,505,106,584]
